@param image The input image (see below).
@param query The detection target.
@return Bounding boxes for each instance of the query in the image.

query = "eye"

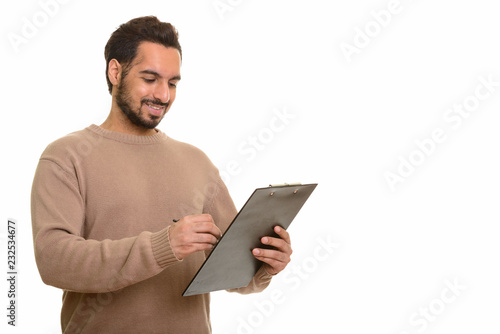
[169,82,178,88]
[143,78,155,83]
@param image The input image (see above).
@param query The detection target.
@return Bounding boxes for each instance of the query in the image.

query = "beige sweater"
[31,124,273,333]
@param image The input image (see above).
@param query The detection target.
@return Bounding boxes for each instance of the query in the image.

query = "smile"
[144,101,167,116]
[147,103,163,110]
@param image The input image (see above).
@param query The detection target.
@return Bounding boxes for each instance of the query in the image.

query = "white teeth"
[148,104,163,110]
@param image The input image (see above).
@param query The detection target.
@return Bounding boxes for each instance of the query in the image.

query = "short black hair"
[104,16,182,94]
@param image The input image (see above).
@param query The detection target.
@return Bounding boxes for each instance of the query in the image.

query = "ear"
[108,59,122,88]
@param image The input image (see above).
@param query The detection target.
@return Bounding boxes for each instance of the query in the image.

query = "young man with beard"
[31,16,292,333]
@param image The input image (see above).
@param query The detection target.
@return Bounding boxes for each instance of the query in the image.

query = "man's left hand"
[252,226,292,275]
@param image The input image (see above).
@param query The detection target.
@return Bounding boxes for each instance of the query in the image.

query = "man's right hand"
[168,214,222,260]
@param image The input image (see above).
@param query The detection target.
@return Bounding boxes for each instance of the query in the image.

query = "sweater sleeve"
[31,158,180,294]
[207,177,274,295]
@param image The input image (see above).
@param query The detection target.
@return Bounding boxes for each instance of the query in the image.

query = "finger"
[273,226,291,245]
[193,221,222,239]
[252,248,290,263]
[261,236,289,252]
[252,249,289,274]
[192,232,219,245]
[182,214,222,239]
[176,223,219,246]
[261,234,293,257]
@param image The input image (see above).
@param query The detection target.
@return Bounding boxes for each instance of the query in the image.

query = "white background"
[1,0,500,333]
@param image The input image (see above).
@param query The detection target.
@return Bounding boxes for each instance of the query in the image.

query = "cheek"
[127,81,152,100]
[137,86,153,100]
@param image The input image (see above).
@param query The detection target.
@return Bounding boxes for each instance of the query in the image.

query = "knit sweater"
[31,124,273,333]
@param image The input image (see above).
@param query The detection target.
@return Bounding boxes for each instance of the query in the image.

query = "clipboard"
[182,183,317,296]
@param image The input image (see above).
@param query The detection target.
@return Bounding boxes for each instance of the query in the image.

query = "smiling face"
[108,41,181,134]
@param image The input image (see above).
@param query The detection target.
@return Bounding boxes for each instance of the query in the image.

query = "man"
[31,16,292,333]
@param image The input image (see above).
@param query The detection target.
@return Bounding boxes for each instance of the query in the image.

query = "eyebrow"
[139,69,181,81]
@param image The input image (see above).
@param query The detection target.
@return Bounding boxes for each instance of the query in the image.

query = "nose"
[154,81,170,104]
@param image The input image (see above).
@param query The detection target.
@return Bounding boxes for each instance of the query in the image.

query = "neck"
[101,102,157,136]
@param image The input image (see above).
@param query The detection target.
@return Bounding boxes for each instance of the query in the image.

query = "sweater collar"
[87,124,168,145]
